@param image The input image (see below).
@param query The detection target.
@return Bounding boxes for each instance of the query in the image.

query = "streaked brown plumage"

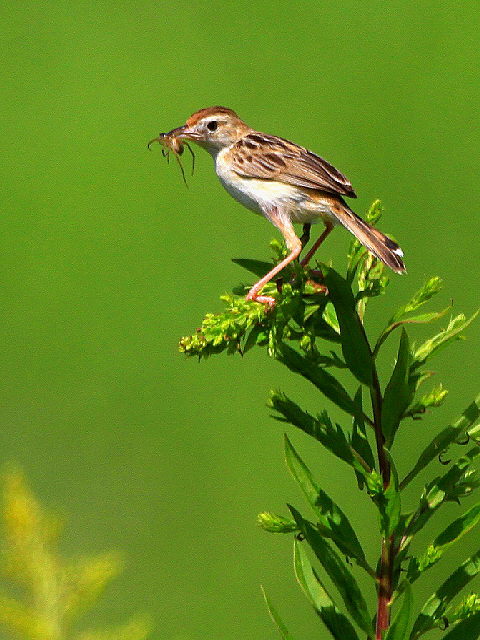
[154,107,405,306]
[229,132,357,197]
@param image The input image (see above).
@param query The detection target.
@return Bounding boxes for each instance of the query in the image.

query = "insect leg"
[173,152,188,187]
[185,142,196,176]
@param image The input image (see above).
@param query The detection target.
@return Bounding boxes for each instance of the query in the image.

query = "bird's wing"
[228,132,357,198]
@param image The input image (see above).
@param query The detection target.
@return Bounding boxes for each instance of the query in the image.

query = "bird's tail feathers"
[334,205,405,274]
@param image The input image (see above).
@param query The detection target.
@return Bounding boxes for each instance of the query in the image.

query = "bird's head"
[165,106,249,153]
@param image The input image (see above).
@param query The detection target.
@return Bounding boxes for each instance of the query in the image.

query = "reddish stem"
[376,536,394,639]
[370,371,394,640]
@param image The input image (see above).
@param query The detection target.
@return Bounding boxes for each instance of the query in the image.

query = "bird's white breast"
[213,147,336,225]
[215,152,281,214]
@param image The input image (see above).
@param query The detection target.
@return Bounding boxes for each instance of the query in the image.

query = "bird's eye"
[207,120,218,131]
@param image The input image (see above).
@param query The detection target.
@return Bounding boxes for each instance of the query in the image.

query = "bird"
[154,106,405,306]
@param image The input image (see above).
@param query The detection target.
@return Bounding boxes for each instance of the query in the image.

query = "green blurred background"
[1,1,479,638]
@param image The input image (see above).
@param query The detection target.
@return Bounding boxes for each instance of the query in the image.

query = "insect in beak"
[147,128,195,187]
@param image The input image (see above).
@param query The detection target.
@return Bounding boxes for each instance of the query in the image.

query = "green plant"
[0,470,152,640]
[180,201,480,640]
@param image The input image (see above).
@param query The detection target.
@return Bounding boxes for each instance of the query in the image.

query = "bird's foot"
[245,291,276,308]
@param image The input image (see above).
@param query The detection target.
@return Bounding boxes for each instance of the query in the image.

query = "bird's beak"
[166,125,200,140]
[147,124,200,150]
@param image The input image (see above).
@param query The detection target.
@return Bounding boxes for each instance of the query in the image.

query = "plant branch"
[376,535,395,639]
[179,218,480,640]
[370,371,390,488]
[370,367,394,639]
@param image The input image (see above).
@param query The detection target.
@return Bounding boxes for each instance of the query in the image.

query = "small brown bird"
[155,107,405,306]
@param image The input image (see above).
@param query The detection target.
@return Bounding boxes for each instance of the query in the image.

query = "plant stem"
[370,372,390,487]
[370,369,394,639]
[376,536,395,639]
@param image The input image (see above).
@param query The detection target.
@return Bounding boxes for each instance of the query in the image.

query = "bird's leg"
[300,223,311,250]
[246,208,302,307]
[276,222,310,292]
[300,221,334,267]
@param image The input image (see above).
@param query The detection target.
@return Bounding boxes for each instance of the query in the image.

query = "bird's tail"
[334,204,406,273]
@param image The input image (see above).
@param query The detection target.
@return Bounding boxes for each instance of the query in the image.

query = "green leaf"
[373,307,451,357]
[294,541,360,640]
[391,277,443,323]
[431,500,480,549]
[355,248,389,321]
[370,455,401,537]
[382,458,401,537]
[257,512,297,533]
[386,582,413,640]
[323,302,340,333]
[269,392,372,479]
[269,237,287,260]
[269,392,352,464]
[289,508,373,636]
[445,593,480,625]
[469,422,480,442]
[401,392,480,489]
[346,242,366,283]
[274,343,362,418]
[307,304,342,343]
[284,436,367,568]
[410,548,480,639]
[242,325,267,353]
[441,612,480,640]
[394,308,450,326]
[365,199,384,224]
[308,350,347,369]
[408,502,480,582]
[355,269,389,305]
[382,329,415,447]
[179,294,268,358]
[231,258,273,278]
[261,586,297,640]
[405,384,448,419]
[401,446,480,560]
[412,311,479,366]
[322,267,374,386]
[268,391,318,433]
[351,388,375,490]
